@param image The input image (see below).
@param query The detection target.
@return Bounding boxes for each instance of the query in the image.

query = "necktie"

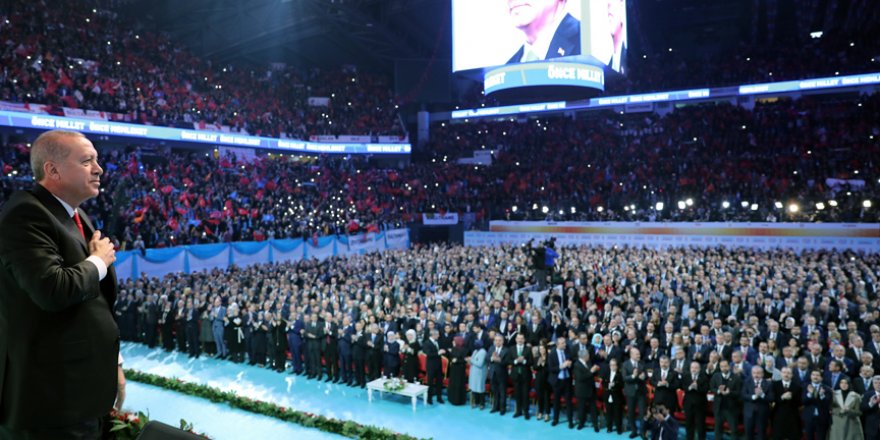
[522,46,540,62]
[73,211,86,239]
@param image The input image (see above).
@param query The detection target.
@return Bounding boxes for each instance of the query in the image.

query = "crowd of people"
[1,93,877,251]
[0,1,404,139]
[114,242,880,438]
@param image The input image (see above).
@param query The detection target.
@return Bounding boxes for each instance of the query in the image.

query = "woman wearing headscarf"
[830,377,864,440]
[447,336,468,405]
[468,339,488,409]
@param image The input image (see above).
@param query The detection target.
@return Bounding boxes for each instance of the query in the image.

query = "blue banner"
[483,62,605,95]
[0,111,411,155]
[450,71,880,120]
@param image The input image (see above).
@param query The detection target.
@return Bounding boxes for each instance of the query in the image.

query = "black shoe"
[513,413,522,419]
[437,399,444,404]
[500,411,505,416]
[427,400,433,405]
[551,421,558,427]
[490,408,498,414]
[568,423,575,429]
[525,415,530,420]
[629,434,639,439]
[577,425,584,431]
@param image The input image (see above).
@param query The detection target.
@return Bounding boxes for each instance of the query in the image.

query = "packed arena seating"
[1,93,878,250]
[0,1,403,138]
[114,242,880,437]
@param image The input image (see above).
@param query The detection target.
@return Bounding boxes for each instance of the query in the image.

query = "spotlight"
[788,203,799,213]
[721,201,730,209]
[774,201,783,209]
[741,201,750,208]
[678,201,686,210]
[829,200,838,207]
[656,202,664,211]
[815,202,825,211]
[750,204,758,211]
[864,200,873,208]
[685,198,693,207]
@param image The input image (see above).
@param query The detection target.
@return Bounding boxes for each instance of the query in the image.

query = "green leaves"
[124,369,424,440]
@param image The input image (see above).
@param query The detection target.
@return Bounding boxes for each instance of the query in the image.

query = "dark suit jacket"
[680,372,709,413]
[487,346,510,382]
[771,381,802,431]
[651,368,680,411]
[741,377,774,414]
[0,184,119,429]
[573,361,597,398]
[509,345,532,382]
[547,348,572,386]
[861,389,880,438]
[709,371,742,416]
[602,367,625,404]
[623,359,647,398]
[506,13,581,64]
[802,383,832,425]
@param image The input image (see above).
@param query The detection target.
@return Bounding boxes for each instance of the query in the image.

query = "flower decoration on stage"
[109,409,207,439]
[383,377,406,392]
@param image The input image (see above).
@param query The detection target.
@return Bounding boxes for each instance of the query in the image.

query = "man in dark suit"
[854,366,875,396]
[710,360,742,440]
[351,321,368,387]
[304,313,324,379]
[688,335,712,365]
[322,312,339,382]
[0,130,122,438]
[802,370,832,440]
[337,316,354,385]
[623,347,648,438]
[548,336,574,427]
[526,314,546,346]
[423,329,444,404]
[742,366,774,440]
[510,333,532,419]
[506,0,581,64]
[646,404,679,440]
[771,367,802,440]
[862,376,880,440]
[286,310,306,374]
[487,334,510,415]
[367,324,384,380]
[651,356,680,412]
[680,361,709,440]
[573,349,600,431]
[603,358,625,434]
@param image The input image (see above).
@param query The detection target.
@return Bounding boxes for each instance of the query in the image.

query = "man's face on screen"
[607,0,624,34]
[508,0,561,30]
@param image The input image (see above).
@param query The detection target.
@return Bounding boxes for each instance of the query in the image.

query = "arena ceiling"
[113,0,450,71]
[114,0,751,73]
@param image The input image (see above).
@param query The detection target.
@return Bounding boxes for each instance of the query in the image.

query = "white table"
[366,378,429,411]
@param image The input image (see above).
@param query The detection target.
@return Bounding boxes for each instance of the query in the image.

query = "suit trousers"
[626,393,647,435]
[552,378,573,424]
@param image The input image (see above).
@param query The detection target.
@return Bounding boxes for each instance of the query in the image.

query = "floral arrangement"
[125,369,422,440]
[382,377,406,392]
[108,410,207,440]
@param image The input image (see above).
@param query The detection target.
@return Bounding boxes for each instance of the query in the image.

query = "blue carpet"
[122,342,640,440]
[125,381,344,440]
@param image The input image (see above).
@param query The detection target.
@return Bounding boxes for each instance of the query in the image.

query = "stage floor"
[122,342,639,439]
